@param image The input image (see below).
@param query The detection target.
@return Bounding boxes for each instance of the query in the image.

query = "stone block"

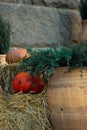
[0,0,80,9]
[0,3,81,47]
[44,0,80,9]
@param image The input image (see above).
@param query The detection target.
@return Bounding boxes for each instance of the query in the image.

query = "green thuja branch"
[0,15,10,54]
[18,42,87,81]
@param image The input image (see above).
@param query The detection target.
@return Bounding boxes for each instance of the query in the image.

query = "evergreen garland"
[17,42,87,82]
[0,15,10,54]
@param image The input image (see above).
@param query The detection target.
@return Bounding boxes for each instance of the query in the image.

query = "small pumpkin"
[30,76,45,94]
[6,48,30,63]
[13,72,32,93]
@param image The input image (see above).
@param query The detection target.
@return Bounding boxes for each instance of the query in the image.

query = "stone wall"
[0,0,81,48]
[0,0,80,8]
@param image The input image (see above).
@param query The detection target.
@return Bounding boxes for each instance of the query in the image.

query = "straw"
[0,64,53,130]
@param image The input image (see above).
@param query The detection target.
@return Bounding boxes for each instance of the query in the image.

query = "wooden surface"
[47,67,87,130]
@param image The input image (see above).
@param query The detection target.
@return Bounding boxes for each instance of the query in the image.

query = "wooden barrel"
[47,67,87,130]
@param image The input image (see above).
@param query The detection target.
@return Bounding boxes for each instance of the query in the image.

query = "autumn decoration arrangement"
[0,42,87,130]
[2,11,87,130]
[1,42,87,94]
[1,4,87,129]
[0,47,53,130]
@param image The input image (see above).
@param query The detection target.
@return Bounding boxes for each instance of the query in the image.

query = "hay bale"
[0,64,21,93]
[0,64,53,130]
[0,91,52,130]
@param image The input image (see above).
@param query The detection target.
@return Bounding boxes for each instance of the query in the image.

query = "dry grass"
[0,63,19,93]
[0,91,52,130]
[0,64,53,130]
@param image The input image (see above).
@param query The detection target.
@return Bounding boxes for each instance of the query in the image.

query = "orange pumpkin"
[30,76,45,94]
[6,48,30,63]
[13,72,32,93]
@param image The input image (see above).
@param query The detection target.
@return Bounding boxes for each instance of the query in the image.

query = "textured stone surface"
[0,3,81,47]
[0,0,41,5]
[44,0,80,9]
[0,0,44,5]
[58,9,82,44]
[0,0,80,9]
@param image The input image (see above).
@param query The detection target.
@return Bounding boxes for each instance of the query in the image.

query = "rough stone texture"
[0,3,60,47]
[0,3,81,47]
[0,0,80,9]
[44,0,80,9]
[0,0,45,5]
[58,9,82,44]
